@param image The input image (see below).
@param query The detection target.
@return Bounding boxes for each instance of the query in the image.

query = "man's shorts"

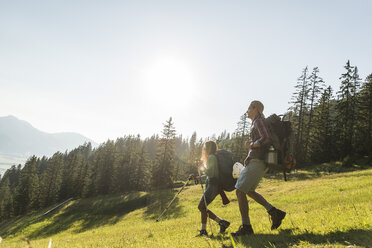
[199,179,219,206]
[235,159,266,193]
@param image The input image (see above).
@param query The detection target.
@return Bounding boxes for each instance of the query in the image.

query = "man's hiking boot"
[195,229,208,237]
[231,224,254,236]
[218,220,230,233]
[268,207,286,230]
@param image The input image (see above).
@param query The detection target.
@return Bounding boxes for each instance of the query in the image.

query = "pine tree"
[350,66,362,152]
[0,165,21,191]
[81,160,94,198]
[187,132,199,175]
[355,73,372,156]
[214,130,229,152]
[37,156,49,174]
[233,113,250,162]
[73,152,91,197]
[173,135,187,180]
[289,66,310,162]
[152,117,176,188]
[336,60,361,158]
[14,156,40,214]
[127,136,145,191]
[144,135,159,161]
[0,178,14,220]
[310,86,334,162]
[113,154,130,192]
[38,153,64,208]
[110,136,137,193]
[60,151,82,199]
[93,141,117,195]
[132,143,151,191]
[304,67,325,159]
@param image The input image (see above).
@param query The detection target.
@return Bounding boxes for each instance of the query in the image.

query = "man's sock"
[265,202,274,212]
[242,217,251,226]
[201,223,207,230]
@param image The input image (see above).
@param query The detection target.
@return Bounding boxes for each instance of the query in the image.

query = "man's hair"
[250,100,265,118]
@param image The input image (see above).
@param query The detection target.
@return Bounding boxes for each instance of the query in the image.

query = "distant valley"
[0,115,97,174]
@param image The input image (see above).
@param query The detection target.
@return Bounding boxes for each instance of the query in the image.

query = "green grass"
[0,168,371,247]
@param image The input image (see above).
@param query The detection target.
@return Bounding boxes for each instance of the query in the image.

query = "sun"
[143,56,198,108]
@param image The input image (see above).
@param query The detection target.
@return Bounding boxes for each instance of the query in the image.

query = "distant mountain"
[0,115,97,169]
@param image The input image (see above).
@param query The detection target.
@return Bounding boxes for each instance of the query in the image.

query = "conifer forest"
[0,60,371,222]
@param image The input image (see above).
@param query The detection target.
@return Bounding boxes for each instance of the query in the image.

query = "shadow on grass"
[23,186,187,239]
[0,200,78,238]
[0,214,39,238]
[144,186,189,221]
[26,192,152,239]
[232,228,372,248]
[2,186,187,240]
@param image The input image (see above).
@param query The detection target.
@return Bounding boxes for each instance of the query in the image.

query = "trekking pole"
[156,178,190,222]
[198,167,214,236]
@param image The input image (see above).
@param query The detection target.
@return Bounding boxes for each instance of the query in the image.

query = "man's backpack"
[215,150,236,191]
[264,114,296,181]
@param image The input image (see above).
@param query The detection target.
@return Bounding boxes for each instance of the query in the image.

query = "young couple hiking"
[190,100,286,237]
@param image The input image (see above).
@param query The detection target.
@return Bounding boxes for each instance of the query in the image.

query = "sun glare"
[143,57,198,108]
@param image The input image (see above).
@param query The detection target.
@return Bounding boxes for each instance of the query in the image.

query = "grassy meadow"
[0,167,371,248]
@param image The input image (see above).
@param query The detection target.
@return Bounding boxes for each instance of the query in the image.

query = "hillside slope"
[0,169,371,248]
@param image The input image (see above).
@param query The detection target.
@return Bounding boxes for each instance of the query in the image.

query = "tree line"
[1,60,371,222]
[0,116,249,222]
[288,60,372,164]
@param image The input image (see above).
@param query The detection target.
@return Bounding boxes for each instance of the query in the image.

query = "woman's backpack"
[215,150,236,191]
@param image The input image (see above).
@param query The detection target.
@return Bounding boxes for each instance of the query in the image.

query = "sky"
[1,0,371,144]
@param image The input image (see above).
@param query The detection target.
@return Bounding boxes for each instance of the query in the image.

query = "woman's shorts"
[199,179,219,206]
[235,159,266,193]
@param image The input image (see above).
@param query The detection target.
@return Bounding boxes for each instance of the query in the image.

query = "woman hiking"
[189,140,230,236]
[232,100,286,236]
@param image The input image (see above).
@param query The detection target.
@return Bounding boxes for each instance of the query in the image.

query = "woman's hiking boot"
[218,220,230,233]
[195,229,208,237]
[231,224,254,236]
[268,207,286,230]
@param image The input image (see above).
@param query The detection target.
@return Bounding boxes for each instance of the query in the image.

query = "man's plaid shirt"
[244,115,272,165]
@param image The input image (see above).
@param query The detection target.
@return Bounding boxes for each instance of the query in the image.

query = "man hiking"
[232,100,286,236]
[189,140,230,236]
